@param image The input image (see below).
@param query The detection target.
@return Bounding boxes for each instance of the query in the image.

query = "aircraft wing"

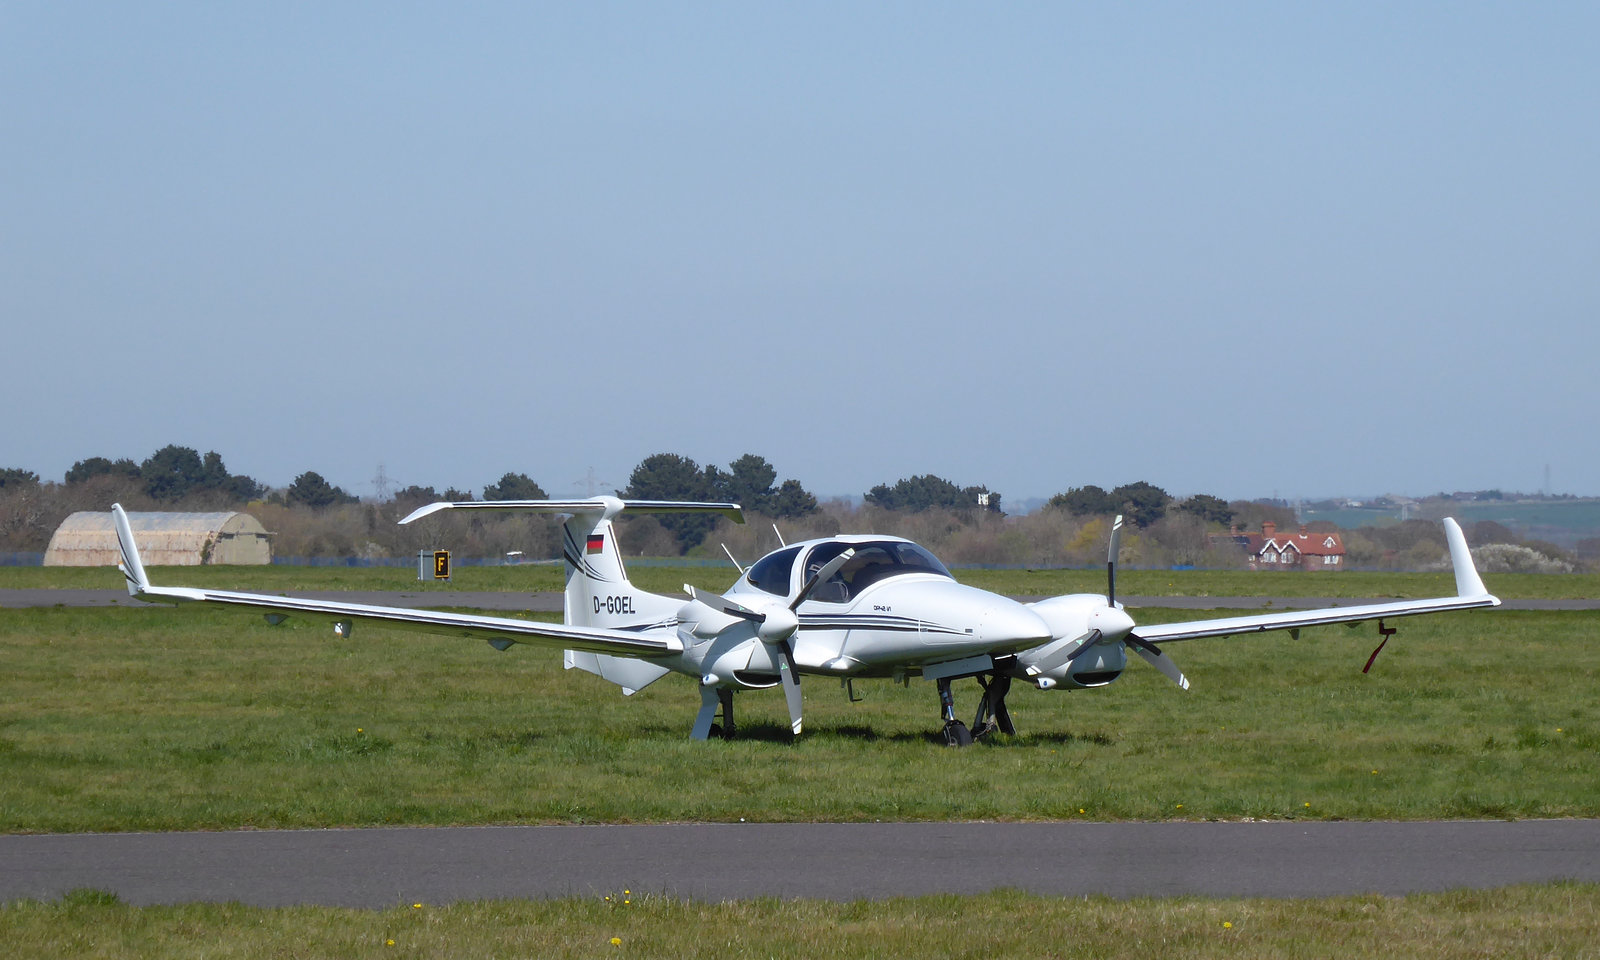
[111,505,681,658]
[1135,592,1498,644]
[1134,517,1500,645]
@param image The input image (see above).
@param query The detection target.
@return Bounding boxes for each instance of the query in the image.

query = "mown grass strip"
[4,884,1599,960]
[2,604,1595,831]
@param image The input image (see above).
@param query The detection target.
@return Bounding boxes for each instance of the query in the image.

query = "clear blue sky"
[4,3,1595,504]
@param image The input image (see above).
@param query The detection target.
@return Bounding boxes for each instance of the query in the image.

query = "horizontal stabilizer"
[401,495,743,525]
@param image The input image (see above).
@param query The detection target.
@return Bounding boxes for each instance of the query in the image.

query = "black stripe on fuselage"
[798,614,967,636]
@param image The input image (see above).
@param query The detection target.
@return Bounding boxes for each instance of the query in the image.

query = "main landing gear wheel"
[943,720,973,747]
[936,677,974,747]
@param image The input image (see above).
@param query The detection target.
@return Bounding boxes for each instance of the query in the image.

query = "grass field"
[5,574,1597,956]
[2,599,1595,832]
[6,884,1600,960]
[5,561,1600,599]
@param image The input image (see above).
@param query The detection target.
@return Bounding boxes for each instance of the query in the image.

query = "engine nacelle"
[1018,594,1129,689]
[1026,641,1127,689]
[699,637,783,690]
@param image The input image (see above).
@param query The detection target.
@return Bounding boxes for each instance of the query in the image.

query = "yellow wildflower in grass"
[1223,922,1232,929]
[412,903,422,909]
[386,939,395,946]
[610,937,622,946]
[1305,802,1311,807]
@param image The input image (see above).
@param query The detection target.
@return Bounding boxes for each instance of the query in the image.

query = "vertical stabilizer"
[557,499,649,628]
[398,495,742,630]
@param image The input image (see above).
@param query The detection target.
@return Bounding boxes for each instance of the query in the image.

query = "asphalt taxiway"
[4,820,1598,907]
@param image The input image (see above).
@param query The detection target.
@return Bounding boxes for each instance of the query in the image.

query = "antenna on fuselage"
[721,543,745,575]
[772,523,786,547]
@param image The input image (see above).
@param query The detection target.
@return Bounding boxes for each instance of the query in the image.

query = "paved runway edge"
[5,821,1599,908]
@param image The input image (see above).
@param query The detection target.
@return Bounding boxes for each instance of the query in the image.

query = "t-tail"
[400,496,742,629]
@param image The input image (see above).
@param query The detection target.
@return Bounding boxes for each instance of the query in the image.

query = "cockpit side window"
[800,540,953,603]
[745,546,802,596]
[888,542,953,578]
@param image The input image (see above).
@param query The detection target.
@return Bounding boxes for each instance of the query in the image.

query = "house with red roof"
[1214,521,1347,571]
[1249,521,1345,571]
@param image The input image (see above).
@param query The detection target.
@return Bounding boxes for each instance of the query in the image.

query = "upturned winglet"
[111,503,150,597]
[1443,517,1491,599]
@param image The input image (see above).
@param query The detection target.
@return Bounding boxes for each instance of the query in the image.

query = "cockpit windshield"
[745,545,802,597]
[799,540,953,604]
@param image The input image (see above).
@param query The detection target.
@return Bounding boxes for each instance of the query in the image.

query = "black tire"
[943,720,973,747]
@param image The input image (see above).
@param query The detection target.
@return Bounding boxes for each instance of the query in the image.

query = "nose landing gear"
[937,677,974,746]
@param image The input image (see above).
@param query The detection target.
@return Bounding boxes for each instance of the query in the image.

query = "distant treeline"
[0,447,1591,572]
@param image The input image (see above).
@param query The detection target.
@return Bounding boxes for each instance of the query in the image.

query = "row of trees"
[63,447,266,503]
[864,475,1001,514]
[619,453,818,552]
[1048,482,1237,529]
[4,448,1595,570]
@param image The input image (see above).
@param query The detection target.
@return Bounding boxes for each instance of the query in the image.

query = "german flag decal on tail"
[586,534,605,554]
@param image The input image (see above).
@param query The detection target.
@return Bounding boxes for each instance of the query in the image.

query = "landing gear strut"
[938,678,972,747]
[972,673,1015,739]
[707,688,736,741]
[692,686,737,741]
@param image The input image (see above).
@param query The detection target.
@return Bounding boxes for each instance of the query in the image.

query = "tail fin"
[400,496,743,630]
[111,503,150,597]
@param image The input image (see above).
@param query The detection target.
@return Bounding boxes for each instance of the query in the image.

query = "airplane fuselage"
[652,535,1116,690]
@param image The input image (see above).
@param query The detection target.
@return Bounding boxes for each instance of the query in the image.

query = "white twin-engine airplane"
[112,497,1500,746]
